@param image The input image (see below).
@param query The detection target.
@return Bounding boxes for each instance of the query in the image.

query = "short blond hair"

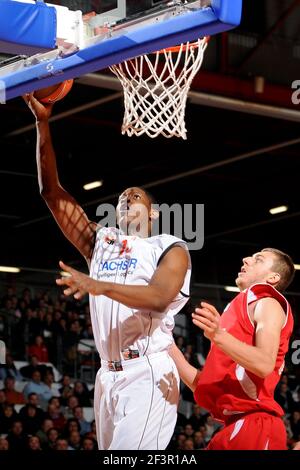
[262,248,295,291]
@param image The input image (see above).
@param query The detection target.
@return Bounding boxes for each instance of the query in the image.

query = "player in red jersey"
[170,248,295,450]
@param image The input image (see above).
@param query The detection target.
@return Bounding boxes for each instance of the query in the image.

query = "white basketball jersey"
[89,227,191,362]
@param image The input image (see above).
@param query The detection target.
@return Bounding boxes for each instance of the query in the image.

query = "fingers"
[22,93,30,104]
[56,277,74,296]
[56,276,72,287]
[74,291,83,300]
[194,308,216,323]
[192,313,217,329]
[63,287,75,297]
[199,302,219,315]
[59,260,72,272]
[56,278,83,299]
[59,260,75,274]
[192,317,214,336]
[22,92,36,105]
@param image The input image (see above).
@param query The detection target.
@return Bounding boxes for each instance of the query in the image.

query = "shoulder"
[247,283,288,313]
[94,226,120,243]
[253,296,286,329]
[155,236,190,267]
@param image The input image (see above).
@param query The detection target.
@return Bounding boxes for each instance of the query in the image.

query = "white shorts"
[94,351,179,450]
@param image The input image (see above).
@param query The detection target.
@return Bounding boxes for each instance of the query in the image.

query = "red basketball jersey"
[194,283,294,421]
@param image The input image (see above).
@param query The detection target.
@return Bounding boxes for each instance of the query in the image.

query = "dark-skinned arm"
[56,246,189,312]
[24,94,96,261]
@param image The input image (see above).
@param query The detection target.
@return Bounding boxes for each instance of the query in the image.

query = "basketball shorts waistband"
[101,350,170,372]
[223,410,282,426]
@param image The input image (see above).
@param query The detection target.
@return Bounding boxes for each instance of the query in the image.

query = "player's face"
[235,251,279,290]
[116,187,151,236]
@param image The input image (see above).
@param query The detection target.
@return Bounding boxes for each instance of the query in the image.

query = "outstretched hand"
[23,92,53,121]
[56,260,97,299]
[192,302,222,342]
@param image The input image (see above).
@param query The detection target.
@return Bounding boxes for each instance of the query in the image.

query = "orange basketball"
[34,79,73,104]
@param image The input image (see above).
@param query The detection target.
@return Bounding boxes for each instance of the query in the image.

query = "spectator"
[59,374,73,392]
[55,438,69,450]
[0,314,7,343]
[199,425,210,444]
[85,420,97,442]
[28,335,49,363]
[23,370,53,409]
[19,392,45,423]
[19,355,48,380]
[59,375,74,406]
[0,353,23,381]
[184,423,194,439]
[45,403,66,431]
[48,397,61,409]
[20,404,43,435]
[73,381,91,407]
[68,430,81,450]
[193,431,206,449]
[174,411,188,434]
[22,308,42,341]
[63,320,82,371]
[0,404,18,434]
[175,335,185,351]
[63,418,81,439]
[0,389,7,410]
[3,377,25,405]
[44,370,55,395]
[64,395,80,419]
[82,323,94,340]
[46,428,59,450]
[291,411,300,440]
[0,437,9,450]
[176,433,186,450]
[183,438,194,450]
[73,406,91,436]
[187,404,203,431]
[275,382,295,414]
[28,435,42,451]
[204,414,221,441]
[283,415,294,442]
[0,299,18,332]
[81,437,97,450]
[6,420,27,451]
[36,418,54,447]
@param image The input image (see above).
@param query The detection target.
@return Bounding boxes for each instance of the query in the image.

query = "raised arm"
[192,298,286,378]
[24,94,96,261]
[56,245,189,312]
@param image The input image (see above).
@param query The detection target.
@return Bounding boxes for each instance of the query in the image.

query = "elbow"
[152,298,169,314]
[40,185,61,203]
[39,186,50,199]
[256,362,275,379]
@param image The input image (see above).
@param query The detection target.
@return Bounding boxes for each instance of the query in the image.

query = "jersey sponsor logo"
[99,258,138,271]
[119,239,132,255]
[104,235,115,245]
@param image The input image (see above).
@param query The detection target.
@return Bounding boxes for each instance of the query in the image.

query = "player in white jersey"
[25,94,191,450]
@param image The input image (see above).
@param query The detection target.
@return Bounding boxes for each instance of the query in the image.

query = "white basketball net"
[110,37,208,139]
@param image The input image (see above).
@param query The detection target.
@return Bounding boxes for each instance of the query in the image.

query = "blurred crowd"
[0,286,299,450]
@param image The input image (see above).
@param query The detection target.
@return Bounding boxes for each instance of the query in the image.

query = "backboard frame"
[0,0,243,102]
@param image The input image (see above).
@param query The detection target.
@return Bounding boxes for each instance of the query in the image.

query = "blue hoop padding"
[0,0,242,101]
[0,0,56,55]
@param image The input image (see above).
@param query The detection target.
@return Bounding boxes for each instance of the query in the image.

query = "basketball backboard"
[0,0,243,102]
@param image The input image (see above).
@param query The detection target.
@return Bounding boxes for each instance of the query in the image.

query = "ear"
[266,272,281,287]
[149,207,159,221]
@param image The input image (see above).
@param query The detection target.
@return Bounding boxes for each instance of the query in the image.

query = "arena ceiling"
[0,0,299,312]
